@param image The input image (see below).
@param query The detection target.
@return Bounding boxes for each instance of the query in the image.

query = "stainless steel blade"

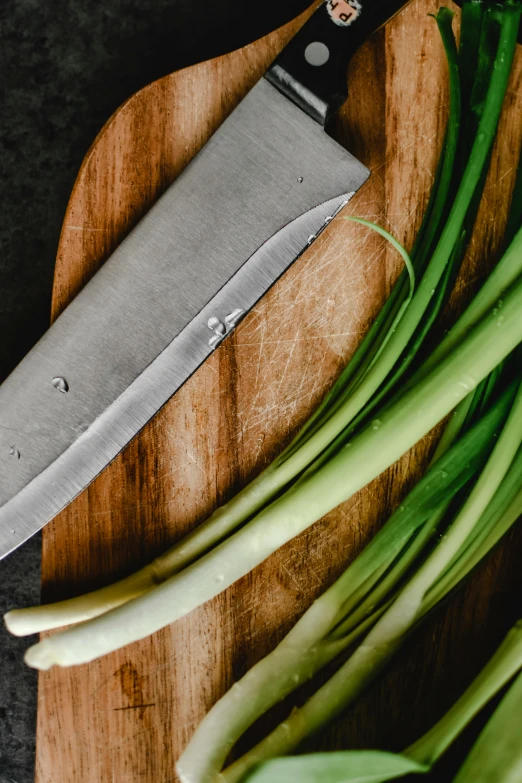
[0,77,369,558]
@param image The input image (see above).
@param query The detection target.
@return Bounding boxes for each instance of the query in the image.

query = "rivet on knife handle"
[266,0,412,125]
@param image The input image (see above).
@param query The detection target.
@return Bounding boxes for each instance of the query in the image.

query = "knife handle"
[266,0,411,125]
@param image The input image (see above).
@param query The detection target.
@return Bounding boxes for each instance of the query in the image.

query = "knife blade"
[0,0,411,559]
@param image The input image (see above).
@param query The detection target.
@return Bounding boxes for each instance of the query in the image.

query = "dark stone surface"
[0,2,309,780]
[0,535,40,783]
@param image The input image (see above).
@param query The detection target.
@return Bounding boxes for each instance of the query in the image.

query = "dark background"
[0,2,310,780]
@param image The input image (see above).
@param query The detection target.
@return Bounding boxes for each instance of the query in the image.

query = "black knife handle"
[266,0,412,125]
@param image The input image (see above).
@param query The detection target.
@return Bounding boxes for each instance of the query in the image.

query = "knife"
[0,0,411,559]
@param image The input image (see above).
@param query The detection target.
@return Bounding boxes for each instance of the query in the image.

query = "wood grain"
[36,2,522,781]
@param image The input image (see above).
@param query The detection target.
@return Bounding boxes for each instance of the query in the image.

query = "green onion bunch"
[5,1,522,698]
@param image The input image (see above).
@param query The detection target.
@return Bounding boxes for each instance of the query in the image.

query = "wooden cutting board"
[36,2,522,781]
